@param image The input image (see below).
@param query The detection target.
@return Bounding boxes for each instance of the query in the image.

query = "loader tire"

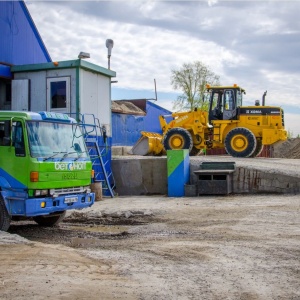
[250,139,264,157]
[225,127,257,158]
[0,195,11,232]
[33,211,66,227]
[163,128,193,153]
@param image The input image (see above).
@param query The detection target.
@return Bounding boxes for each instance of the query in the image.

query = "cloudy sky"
[25,0,300,136]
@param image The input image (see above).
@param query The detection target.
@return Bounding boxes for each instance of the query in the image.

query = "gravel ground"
[0,194,299,300]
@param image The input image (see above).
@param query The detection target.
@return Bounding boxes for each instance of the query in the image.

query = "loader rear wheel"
[163,128,193,153]
[33,211,66,227]
[225,127,257,158]
[250,139,264,157]
[0,195,11,232]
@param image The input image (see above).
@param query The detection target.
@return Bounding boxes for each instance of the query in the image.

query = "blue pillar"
[167,149,190,197]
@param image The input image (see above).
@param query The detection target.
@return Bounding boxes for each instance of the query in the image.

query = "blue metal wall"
[112,101,172,146]
[0,1,51,77]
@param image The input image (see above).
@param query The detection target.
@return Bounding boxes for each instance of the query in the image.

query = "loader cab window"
[209,91,223,121]
[222,89,236,120]
[224,90,234,110]
[236,89,243,107]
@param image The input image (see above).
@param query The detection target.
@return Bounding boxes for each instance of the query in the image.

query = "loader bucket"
[129,131,164,156]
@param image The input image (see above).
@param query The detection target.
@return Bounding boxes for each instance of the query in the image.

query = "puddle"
[65,224,129,234]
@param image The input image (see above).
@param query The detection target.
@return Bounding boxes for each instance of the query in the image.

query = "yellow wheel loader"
[130,84,287,158]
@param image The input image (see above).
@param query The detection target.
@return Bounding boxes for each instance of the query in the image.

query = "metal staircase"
[79,114,116,198]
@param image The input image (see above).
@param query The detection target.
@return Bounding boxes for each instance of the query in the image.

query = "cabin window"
[47,77,70,112]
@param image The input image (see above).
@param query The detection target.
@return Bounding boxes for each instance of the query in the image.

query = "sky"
[25,0,300,136]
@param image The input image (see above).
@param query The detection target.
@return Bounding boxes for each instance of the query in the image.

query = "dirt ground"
[0,194,299,300]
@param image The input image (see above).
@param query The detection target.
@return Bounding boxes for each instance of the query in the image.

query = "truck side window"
[0,120,11,146]
[12,122,26,157]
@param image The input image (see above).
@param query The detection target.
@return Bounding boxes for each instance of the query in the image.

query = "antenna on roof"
[147,79,158,101]
[106,39,114,70]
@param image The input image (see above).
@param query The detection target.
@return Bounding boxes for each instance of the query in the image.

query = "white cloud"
[27,2,243,93]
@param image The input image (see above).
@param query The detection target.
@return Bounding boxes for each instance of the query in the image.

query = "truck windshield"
[26,121,88,159]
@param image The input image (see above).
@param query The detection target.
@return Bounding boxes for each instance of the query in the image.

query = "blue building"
[0,0,51,110]
[112,99,171,146]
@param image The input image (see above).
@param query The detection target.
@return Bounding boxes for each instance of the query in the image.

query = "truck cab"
[0,111,95,231]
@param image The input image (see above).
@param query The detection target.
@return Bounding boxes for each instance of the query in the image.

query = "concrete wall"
[189,160,300,194]
[112,155,300,196]
[234,167,300,194]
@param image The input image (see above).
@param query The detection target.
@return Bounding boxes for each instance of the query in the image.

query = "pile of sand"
[272,138,300,158]
[112,101,145,115]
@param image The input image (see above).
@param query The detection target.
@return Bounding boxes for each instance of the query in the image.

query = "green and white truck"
[0,111,95,231]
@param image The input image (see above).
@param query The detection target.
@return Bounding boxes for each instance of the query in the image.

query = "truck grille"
[50,186,91,197]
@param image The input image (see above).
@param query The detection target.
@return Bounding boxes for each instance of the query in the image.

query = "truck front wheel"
[33,211,66,227]
[225,127,257,158]
[0,195,11,231]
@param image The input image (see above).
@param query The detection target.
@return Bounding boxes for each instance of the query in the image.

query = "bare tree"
[171,61,220,111]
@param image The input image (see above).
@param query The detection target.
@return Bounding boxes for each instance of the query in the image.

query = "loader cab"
[207,85,245,123]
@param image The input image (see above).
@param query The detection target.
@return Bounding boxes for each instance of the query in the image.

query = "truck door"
[0,120,28,189]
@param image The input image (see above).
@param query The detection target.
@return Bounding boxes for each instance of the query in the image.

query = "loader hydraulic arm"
[159,115,169,132]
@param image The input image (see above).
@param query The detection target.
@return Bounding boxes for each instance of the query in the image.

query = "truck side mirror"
[74,143,82,153]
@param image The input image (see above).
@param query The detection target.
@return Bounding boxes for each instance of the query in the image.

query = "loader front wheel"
[0,195,11,232]
[225,127,257,158]
[250,138,264,157]
[163,128,193,153]
[33,211,66,227]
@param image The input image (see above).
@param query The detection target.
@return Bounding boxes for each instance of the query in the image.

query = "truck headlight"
[34,189,48,196]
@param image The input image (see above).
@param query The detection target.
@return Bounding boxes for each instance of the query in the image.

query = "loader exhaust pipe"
[262,90,267,106]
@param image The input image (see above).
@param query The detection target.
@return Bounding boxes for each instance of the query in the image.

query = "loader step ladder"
[80,114,116,198]
[213,124,221,142]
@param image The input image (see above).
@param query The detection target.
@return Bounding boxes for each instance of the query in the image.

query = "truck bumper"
[3,191,95,217]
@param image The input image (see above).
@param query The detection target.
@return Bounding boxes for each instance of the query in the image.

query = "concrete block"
[112,146,124,156]
[167,150,190,197]
[91,182,102,201]
[111,157,167,195]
